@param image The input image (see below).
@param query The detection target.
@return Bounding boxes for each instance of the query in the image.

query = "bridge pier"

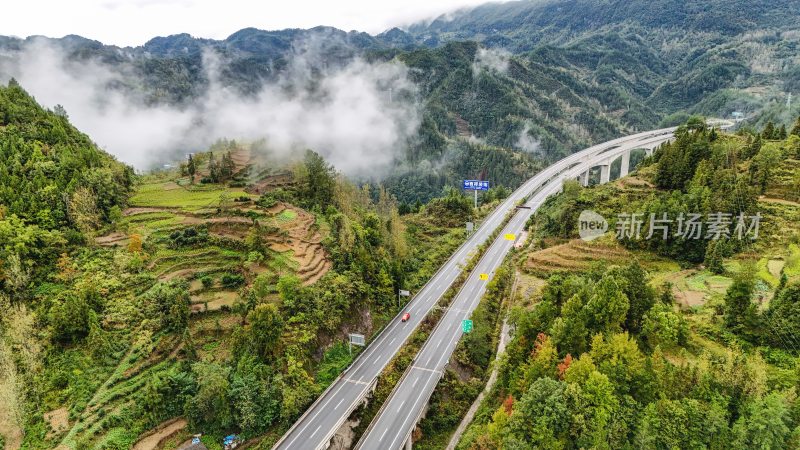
[599,163,611,184]
[619,151,630,178]
[579,170,590,187]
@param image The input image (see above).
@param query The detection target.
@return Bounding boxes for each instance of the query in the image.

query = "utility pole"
[474,189,478,208]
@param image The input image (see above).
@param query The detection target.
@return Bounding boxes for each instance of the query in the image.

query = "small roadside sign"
[349,334,366,346]
[479,273,489,280]
[348,333,366,356]
[398,289,411,309]
[462,320,473,333]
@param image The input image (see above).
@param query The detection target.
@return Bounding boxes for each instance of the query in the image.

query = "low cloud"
[0,37,420,177]
[472,47,511,75]
[516,122,543,156]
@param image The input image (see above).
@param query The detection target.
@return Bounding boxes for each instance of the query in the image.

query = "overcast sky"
[1,0,497,46]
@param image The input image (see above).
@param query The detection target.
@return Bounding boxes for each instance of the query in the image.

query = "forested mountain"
[407,0,800,45]
[0,27,384,104]
[408,0,800,121]
[2,0,799,205]
[0,81,134,228]
[0,82,134,294]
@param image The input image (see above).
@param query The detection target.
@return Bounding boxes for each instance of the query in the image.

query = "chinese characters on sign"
[614,212,761,240]
[463,180,490,191]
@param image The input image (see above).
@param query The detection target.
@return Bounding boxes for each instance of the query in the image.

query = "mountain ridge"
[1,0,798,204]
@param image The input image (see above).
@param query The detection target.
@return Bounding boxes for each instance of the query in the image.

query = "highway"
[353,131,678,450]
[273,127,681,450]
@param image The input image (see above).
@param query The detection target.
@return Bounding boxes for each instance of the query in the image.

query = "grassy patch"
[315,342,356,389]
[277,209,298,222]
[130,182,248,211]
[148,247,242,277]
[786,244,800,277]
[123,211,177,223]
[757,257,779,286]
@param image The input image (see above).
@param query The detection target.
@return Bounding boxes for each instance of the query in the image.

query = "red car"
[401,312,411,322]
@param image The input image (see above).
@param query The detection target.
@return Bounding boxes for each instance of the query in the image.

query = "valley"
[3,1,800,449]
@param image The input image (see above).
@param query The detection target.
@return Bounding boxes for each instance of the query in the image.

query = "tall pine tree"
[187,154,196,183]
[723,270,758,337]
[208,152,219,183]
[791,116,800,137]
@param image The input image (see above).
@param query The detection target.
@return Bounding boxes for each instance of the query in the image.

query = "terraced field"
[55,333,182,449]
[129,181,251,212]
[764,159,800,203]
[53,310,245,449]
[523,237,636,277]
[57,150,342,448]
[98,199,332,287]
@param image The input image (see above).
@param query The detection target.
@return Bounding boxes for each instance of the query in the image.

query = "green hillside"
[0,82,507,449]
[0,82,134,295]
[409,0,800,127]
[3,2,800,448]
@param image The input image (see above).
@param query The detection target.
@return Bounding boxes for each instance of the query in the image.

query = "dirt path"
[181,216,253,225]
[190,291,239,313]
[662,269,707,309]
[95,231,128,246]
[124,207,179,216]
[759,196,800,207]
[132,418,188,450]
[0,420,22,450]
[44,408,69,440]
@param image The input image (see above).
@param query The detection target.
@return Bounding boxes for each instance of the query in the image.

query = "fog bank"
[0,38,420,176]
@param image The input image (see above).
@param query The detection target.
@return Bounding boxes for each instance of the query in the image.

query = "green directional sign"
[462,319,473,333]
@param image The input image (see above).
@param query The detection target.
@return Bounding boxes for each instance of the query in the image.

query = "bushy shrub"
[200,276,214,289]
[257,193,278,208]
[221,273,245,288]
[169,226,208,248]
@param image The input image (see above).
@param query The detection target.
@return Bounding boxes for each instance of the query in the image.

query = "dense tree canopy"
[0,82,134,298]
[0,82,134,231]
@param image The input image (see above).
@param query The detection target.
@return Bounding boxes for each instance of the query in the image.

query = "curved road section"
[274,127,682,450]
